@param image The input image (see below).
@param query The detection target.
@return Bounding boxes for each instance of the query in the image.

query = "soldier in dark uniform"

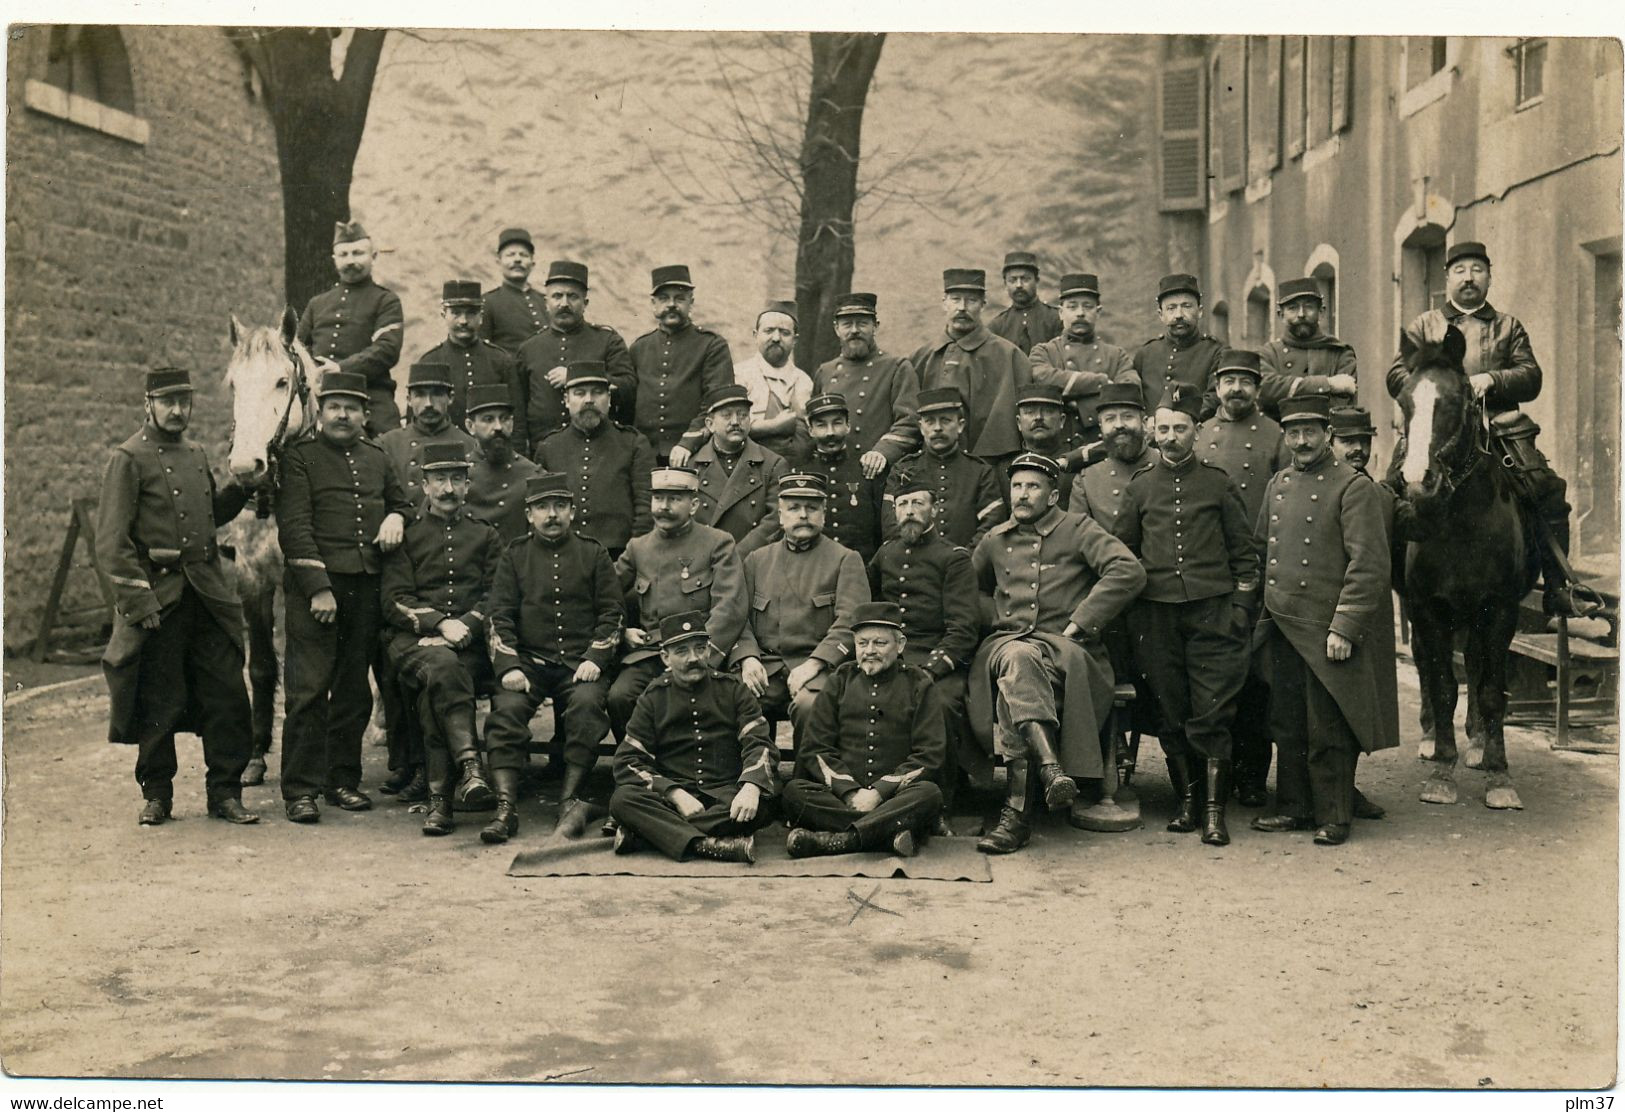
[782,602,947,858]
[536,361,654,560]
[1131,273,1224,419]
[1076,382,1156,529]
[297,220,404,436]
[689,384,789,543]
[415,279,522,434]
[1194,349,1288,808]
[1029,272,1139,444]
[867,479,979,831]
[1252,397,1399,846]
[379,443,502,837]
[609,611,777,864]
[275,371,413,823]
[912,268,1032,461]
[733,474,871,752]
[610,467,749,735]
[379,361,478,507]
[1114,385,1258,846]
[630,264,735,464]
[478,227,550,354]
[97,368,260,826]
[483,472,622,842]
[1258,276,1358,422]
[514,260,636,453]
[1010,382,1084,511]
[988,250,1063,355]
[812,292,923,474]
[883,387,1006,550]
[463,384,539,543]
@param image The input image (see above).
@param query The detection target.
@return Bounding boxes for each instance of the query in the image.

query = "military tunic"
[1075,446,1156,530]
[297,278,405,433]
[1131,333,1224,419]
[465,449,539,543]
[413,338,522,438]
[882,447,1006,550]
[537,422,655,555]
[811,351,923,465]
[1259,334,1358,421]
[742,445,885,563]
[610,671,778,860]
[911,326,1032,460]
[690,438,788,543]
[96,422,253,804]
[377,422,478,508]
[1195,409,1289,527]
[989,301,1064,355]
[629,323,734,459]
[1029,334,1139,435]
[478,283,551,353]
[515,321,636,450]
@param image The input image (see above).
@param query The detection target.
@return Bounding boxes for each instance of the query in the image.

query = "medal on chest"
[680,558,692,581]
[847,482,859,508]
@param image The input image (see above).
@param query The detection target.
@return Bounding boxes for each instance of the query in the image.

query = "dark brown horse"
[1396,328,1538,810]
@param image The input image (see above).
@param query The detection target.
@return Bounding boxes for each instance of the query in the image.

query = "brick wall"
[4,26,284,651]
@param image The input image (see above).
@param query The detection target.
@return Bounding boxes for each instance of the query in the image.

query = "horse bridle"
[1410,375,1491,508]
[253,338,312,519]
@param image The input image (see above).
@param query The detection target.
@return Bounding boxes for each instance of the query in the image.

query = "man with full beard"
[1258,278,1357,422]
[536,361,654,561]
[379,362,479,508]
[514,260,636,452]
[631,265,735,465]
[415,280,522,433]
[1131,273,1224,419]
[733,300,814,464]
[912,269,1032,461]
[1076,383,1155,531]
[811,293,922,474]
[463,385,538,543]
[988,250,1063,355]
[478,227,550,354]
[1029,272,1139,444]
[882,388,1006,550]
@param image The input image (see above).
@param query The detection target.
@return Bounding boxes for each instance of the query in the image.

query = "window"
[1246,36,1282,181]
[1307,37,1332,145]
[42,26,135,114]
[1214,37,1246,193]
[1399,37,1458,118]
[1284,37,1306,158]
[1406,37,1449,89]
[1245,285,1273,344]
[1211,301,1231,346]
[1400,224,1447,324]
[1510,37,1546,107]
[1311,262,1337,335]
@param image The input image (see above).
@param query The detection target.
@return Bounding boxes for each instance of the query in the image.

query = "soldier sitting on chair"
[609,611,778,864]
[781,602,946,859]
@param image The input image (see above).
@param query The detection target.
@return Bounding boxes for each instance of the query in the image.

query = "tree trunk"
[794,33,884,371]
[229,28,388,314]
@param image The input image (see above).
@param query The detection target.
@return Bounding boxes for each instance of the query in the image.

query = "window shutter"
[1331,36,1353,132]
[1284,36,1306,157]
[1158,57,1207,212]
[1220,36,1246,191]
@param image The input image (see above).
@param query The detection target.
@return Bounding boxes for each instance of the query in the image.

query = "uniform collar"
[1015,505,1065,536]
[947,324,992,352]
[784,532,822,554]
[1218,403,1260,423]
[144,419,184,444]
[1291,447,1335,473]
[338,276,376,290]
[813,444,849,464]
[1164,329,1206,352]
[570,417,609,440]
[550,319,585,336]
[1444,300,1496,322]
[501,279,532,293]
[422,501,464,524]
[656,518,695,540]
[446,334,478,350]
[1159,450,1198,473]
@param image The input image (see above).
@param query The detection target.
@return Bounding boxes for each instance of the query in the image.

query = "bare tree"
[228,28,389,312]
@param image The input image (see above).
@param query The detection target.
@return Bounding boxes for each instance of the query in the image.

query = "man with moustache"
[1114,385,1258,846]
[812,292,923,474]
[1386,241,1579,616]
[630,265,735,464]
[463,385,539,543]
[537,361,654,561]
[988,250,1063,355]
[479,227,551,354]
[867,480,979,830]
[1029,272,1139,444]
[609,467,749,739]
[609,611,777,865]
[297,221,405,436]
[1132,273,1224,419]
[276,371,412,824]
[483,473,622,843]
[733,300,814,465]
[1251,397,1398,846]
[912,268,1031,462]
[380,443,502,837]
[1011,383,1083,511]
[98,368,261,826]
[971,453,1146,854]
[1076,383,1156,530]
[745,393,886,562]
[733,474,871,753]
[781,602,947,858]
[1258,277,1358,422]
[379,362,478,508]
[883,388,1006,550]
[514,260,636,453]
[415,280,522,433]
[689,384,789,543]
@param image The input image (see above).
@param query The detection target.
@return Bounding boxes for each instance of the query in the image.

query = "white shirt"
[733,352,813,424]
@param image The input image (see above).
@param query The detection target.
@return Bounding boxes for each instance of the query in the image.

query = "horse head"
[1396,324,1479,505]
[225,306,318,485]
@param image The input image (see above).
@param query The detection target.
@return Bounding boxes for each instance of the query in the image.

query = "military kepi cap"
[916,387,966,415]
[759,299,798,326]
[852,601,906,631]
[144,367,193,397]
[650,466,701,493]
[564,361,611,388]
[1058,273,1100,299]
[1276,277,1324,306]
[834,292,879,318]
[1330,406,1377,438]
[1161,383,1203,420]
[1017,383,1067,409]
[651,264,695,292]
[497,226,534,253]
[658,610,710,647]
[1446,241,1491,268]
[333,220,368,246]
[317,370,369,401]
[1157,273,1201,301]
[441,280,483,307]
[1215,349,1264,380]
[407,362,453,390]
[525,472,573,504]
[1279,395,1332,425]
[703,384,752,413]
[420,442,472,472]
[1005,451,1061,482]
[545,260,589,289]
[1002,250,1040,275]
[1097,382,1145,412]
[779,473,829,499]
[805,392,849,420]
[466,384,513,415]
[943,268,987,294]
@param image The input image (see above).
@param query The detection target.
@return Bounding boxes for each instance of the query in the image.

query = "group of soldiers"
[98,223,1578,862]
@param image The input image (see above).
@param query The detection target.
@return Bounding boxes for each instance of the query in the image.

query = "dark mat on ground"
[506,825,993,881]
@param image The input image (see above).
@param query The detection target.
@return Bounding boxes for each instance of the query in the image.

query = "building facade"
[1157,35,1622,562]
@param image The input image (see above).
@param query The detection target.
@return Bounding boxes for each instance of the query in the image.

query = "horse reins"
[255,341,311,519]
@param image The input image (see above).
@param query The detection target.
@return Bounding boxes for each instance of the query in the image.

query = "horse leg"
[1471,602,1524,810]
[242,583,278,786]
[1414,607,1460,804]
[1462,602,1491,770]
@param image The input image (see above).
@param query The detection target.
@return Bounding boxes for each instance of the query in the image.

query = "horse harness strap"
[256,341,311,519]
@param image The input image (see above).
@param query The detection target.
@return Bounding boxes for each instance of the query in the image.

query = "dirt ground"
[0,667,1616,1089]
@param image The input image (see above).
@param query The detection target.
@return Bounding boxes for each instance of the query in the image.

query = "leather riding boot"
[1019,720,1077,811]
[1165,752,1198,833]
[1540,509,1579,616]
[1202,759,1231,846]
[786,828,861,858]
[480,768,521,844]
[691,834,756,864]
[977,759,1033,854]
[422,748,454,836]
